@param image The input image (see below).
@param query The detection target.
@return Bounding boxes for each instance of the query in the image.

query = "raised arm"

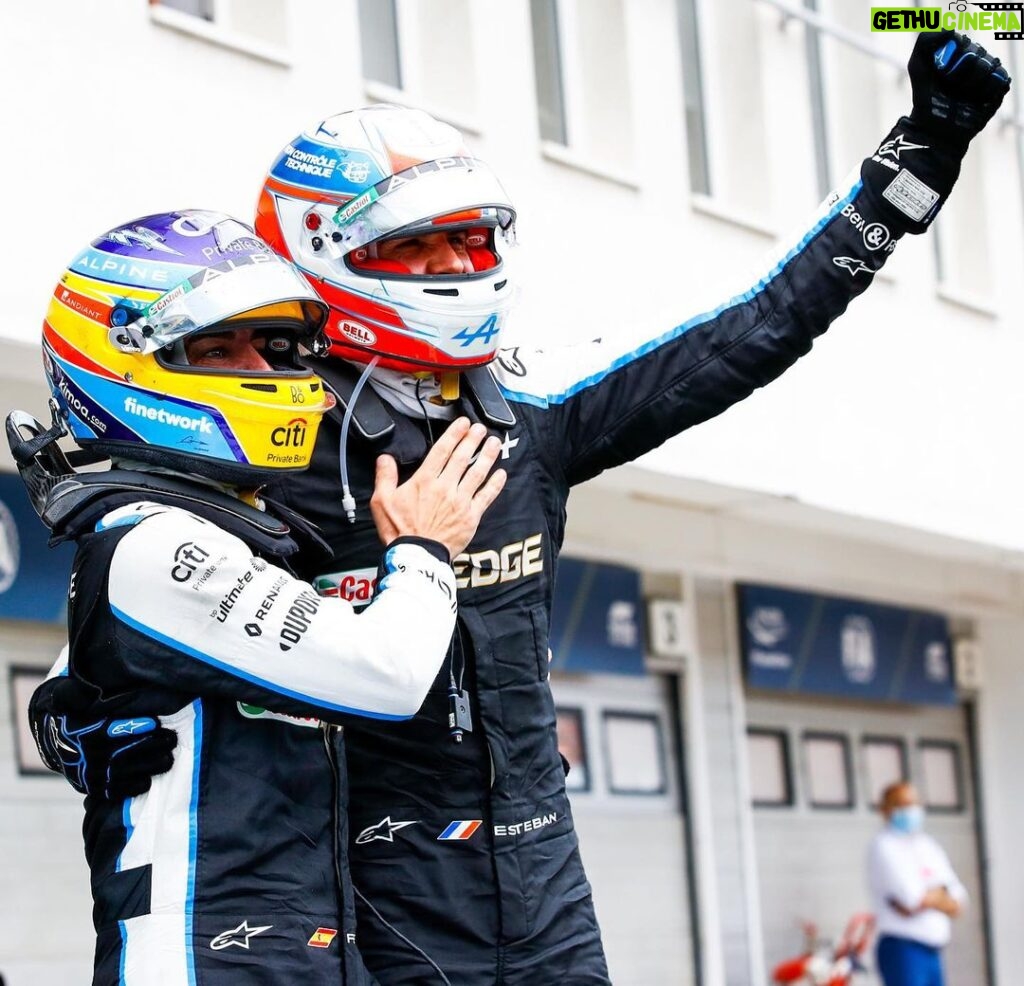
[497,32,1009,486]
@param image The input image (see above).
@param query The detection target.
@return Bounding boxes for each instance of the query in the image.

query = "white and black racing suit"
[46,471,457,985]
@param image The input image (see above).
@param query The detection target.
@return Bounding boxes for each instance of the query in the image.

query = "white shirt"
[868,828,968,948]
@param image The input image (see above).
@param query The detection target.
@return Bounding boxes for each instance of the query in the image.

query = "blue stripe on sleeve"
[110,606,411,722]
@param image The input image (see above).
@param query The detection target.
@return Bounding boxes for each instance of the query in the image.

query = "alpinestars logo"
[355,816,418,844]
[877,135,927,161]
[832,257,874,278]
[210,920,273,950]
[107,719,155,737]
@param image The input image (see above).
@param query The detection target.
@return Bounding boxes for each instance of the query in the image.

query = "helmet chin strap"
[439,372,460,402]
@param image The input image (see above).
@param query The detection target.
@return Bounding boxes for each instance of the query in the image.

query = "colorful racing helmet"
[255,105,517,373]
[43,210,333,485]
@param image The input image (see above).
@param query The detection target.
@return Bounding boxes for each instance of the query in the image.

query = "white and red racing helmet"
[256,106,517,373]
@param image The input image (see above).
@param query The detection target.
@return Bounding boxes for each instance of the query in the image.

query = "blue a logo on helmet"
[270,137,384,195]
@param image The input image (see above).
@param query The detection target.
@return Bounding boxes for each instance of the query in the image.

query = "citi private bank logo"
[871,3,1023,39]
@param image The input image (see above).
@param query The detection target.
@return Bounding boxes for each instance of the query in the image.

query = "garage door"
[551,671,696,985]
[745,694,987,986]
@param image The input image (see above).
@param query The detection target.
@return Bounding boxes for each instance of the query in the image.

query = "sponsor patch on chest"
[313,566,378,606]
[453,532,544,589]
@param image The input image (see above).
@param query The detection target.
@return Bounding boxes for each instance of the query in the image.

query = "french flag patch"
[437,820,483,841]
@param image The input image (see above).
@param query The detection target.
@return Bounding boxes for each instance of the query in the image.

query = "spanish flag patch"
[308,927,338,948]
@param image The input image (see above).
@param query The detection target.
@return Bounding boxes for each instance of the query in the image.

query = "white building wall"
[1,0,1022,551]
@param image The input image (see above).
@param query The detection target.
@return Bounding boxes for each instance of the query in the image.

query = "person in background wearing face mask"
[868,782,967,986]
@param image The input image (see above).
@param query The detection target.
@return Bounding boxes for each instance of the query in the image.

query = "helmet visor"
[329,157,515,254]
[118,252,327,354]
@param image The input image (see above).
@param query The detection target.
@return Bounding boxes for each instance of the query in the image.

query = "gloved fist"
[909,31,1010,149]
[30,675,177,800]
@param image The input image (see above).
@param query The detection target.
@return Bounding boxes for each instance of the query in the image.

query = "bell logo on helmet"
[270,417,308,448]
[338,320,377,347]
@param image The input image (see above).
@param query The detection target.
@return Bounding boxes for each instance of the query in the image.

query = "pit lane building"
[1,3,1022,984]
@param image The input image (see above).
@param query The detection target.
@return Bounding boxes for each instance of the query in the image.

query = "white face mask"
[889,804,925,834]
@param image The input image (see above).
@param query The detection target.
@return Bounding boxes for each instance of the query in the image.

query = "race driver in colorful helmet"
[13,209,505,985]
[33,32,1011,985]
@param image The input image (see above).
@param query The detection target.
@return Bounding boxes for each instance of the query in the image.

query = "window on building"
[158,0,214,19]
[556,706,590,793]
[815,0,885,191]
[861,736,908,808]
[677,0,710,194]
[603,711,667,795]
[803,731,854,809]
[747,727,793,807]
[358,0,401,89]
[9,666,50,777]
[687,0,771,221]
[918,740,965,812]
[530,0,568,144]
[1010,45,1024,240]
[357,0,479,123]
[150,0,290,55]
[802,0,831,199]
[528,0,635,172]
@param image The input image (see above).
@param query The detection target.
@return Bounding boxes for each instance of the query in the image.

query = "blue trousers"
[877,935,944,986]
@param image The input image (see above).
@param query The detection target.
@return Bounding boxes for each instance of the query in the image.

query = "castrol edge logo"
[313,566,377,607]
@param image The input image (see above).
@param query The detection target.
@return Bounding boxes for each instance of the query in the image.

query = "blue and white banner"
[0,472,74,624]
[550,557,645,676]
[738,583,955,706]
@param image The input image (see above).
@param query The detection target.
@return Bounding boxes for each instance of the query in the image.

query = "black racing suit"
[271,146,943,984]
[36,471,457,985]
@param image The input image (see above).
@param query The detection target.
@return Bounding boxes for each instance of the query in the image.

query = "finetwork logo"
[871,4,1023,39]
[124,396,213,434]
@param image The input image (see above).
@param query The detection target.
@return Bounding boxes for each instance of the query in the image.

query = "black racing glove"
[909,30,1010,150]
[862,31,1010,234]
[29,675,177,800]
